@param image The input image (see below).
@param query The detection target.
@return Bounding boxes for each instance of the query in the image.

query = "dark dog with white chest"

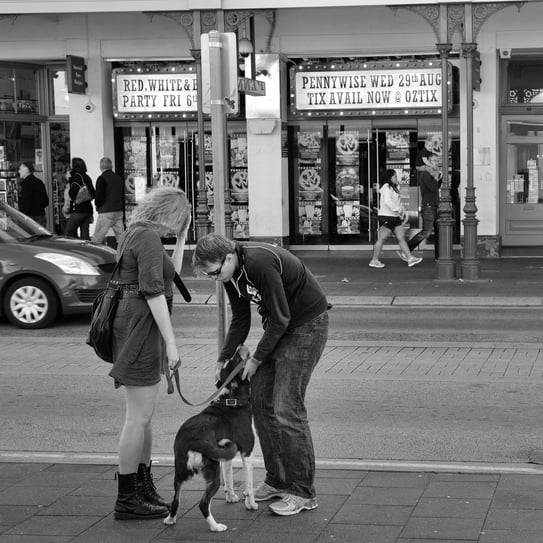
[163,346,258,532]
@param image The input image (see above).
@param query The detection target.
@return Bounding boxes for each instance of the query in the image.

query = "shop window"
[504,58,543,105]
[51,70,70,116]
[0,65,39,114]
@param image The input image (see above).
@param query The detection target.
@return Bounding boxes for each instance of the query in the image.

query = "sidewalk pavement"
[176,250,543,308]
[1,460,543,542]
[2,251,543,542]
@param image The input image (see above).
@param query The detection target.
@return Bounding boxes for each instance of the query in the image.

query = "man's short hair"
[100,157,113,170]
[193,233,235,272]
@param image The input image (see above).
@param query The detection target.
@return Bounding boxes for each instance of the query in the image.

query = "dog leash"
[164,347,248,406]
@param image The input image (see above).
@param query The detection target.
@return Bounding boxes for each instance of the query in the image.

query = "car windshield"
[0,202,53,242]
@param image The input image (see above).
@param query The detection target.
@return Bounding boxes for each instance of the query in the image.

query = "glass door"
[500,116,543,246]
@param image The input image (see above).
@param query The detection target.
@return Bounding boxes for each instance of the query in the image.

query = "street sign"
[66,55,87,94]
[238,77,266,96]
[201,32,239,114]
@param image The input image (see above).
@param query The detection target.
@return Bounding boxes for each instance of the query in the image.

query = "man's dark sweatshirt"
[219,242,328,364]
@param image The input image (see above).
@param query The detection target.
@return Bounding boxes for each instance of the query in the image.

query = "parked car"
[0,201,116,329]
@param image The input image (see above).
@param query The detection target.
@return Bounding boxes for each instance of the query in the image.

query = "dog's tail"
[196,438,238,461]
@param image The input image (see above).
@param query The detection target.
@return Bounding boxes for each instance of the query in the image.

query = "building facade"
[1,1,542,257]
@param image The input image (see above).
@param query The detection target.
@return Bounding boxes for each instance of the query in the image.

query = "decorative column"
[435,13,456,279]
[460,39,480,279]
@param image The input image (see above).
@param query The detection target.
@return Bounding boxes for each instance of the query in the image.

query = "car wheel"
[3,277,59,329]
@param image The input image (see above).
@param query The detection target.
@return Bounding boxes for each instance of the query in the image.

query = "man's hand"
[215,361,224,382]
[242,356,261,381]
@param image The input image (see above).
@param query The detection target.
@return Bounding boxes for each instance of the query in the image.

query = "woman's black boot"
[137,461,169,508]
[114,472,169,520]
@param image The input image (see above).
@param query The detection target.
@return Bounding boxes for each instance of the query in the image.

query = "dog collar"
[213,397,249,407]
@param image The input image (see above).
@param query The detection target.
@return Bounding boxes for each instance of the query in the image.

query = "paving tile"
[69,516,173,543]
[4,515,102,536]
[331,503,413,525]
[434,473,500,483]
[0,486,74,507]
[479,530,543,543]
[423,481,497,499]
[43,464,112,474]
[349,486,423,505]
[0,506,39,525]
[484,508,543,531]
[315,477,360,494]
[492,488,543,509]
[413,497,491,518]
[0,536,72,542]
[11,471,95,488]
[495,473,543,491]
[360,471,434,488]
[401,516,484,540]
[398,540,474,543]
[316,524,402,543]
[36,495,114,517]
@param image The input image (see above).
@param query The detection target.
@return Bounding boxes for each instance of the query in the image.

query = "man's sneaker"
[269,494,318,516]
[254,482,285,502]
[369,259,385,268]
[395,250,409,262]
[407,256,423,267]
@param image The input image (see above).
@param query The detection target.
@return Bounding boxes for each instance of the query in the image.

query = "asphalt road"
[1,306,542,465]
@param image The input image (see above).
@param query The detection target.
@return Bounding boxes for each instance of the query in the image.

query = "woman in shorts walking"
[369,169,423,268]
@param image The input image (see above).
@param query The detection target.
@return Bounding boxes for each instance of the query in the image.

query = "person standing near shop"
[18,162,49,227]
[64,157,95,240]
[193,233,329,517]
[91,156,125,246]
[110,186,191,521]
[399,153,442,260]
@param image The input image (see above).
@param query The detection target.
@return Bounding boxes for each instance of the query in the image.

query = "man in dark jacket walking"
[91,157,124,245]
[18,162,49,227]
[193,233,329,517]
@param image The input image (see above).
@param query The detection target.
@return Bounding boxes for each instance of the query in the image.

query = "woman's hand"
[166,343,181,371]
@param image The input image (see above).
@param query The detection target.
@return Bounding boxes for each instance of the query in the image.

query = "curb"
[2,451,542,475]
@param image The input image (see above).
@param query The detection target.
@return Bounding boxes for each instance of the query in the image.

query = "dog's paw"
[209,521,228,532]
[163,515,176,526]
[225,491,240,503]
[244,496,258,510]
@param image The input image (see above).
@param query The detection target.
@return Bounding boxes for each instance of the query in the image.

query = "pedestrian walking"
[17,161,49,227]
[64,157,95,240]
[91,156,125,246]
[110,186,191,521]
[369,169,422,268]
[193,233,329,517]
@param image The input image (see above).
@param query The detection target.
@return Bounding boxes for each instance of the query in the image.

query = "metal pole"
[435,5,456,279]
[208,30,229,348]
[460,3,481,280]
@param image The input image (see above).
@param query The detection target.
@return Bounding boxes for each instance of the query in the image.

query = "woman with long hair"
[109,186,191,520]
[369,169,422,268]
[64,157,95,240]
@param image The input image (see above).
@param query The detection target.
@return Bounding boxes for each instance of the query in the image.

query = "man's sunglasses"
[203,259,225,277]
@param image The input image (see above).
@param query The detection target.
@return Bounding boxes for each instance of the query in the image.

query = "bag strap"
[110,227,140,281]
[164,345,247,403]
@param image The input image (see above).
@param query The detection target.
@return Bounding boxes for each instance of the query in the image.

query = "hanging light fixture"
[238,20,253,58]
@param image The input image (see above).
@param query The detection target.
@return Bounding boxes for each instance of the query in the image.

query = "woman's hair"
[382,169,399,193]
[193,233,235,273]
[129,186,191,235]
[20,161,34,173]
[71,157,87,172]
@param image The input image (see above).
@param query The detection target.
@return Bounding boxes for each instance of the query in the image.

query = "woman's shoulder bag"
[74,174,93,204]
[86,229,137,363]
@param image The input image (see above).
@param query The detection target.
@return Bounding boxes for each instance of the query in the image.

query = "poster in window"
[297,131,322,162]
[335,131,359,165]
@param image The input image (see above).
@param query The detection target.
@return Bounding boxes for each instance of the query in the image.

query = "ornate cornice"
[390,2,525,44]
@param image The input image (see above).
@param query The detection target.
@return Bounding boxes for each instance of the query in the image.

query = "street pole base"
[436,259,457,280]
[461,260,481,281]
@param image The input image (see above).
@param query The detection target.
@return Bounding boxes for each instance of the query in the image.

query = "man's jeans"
[91,211,124,244]
[407,204,438,258]
[251,310,329,499]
